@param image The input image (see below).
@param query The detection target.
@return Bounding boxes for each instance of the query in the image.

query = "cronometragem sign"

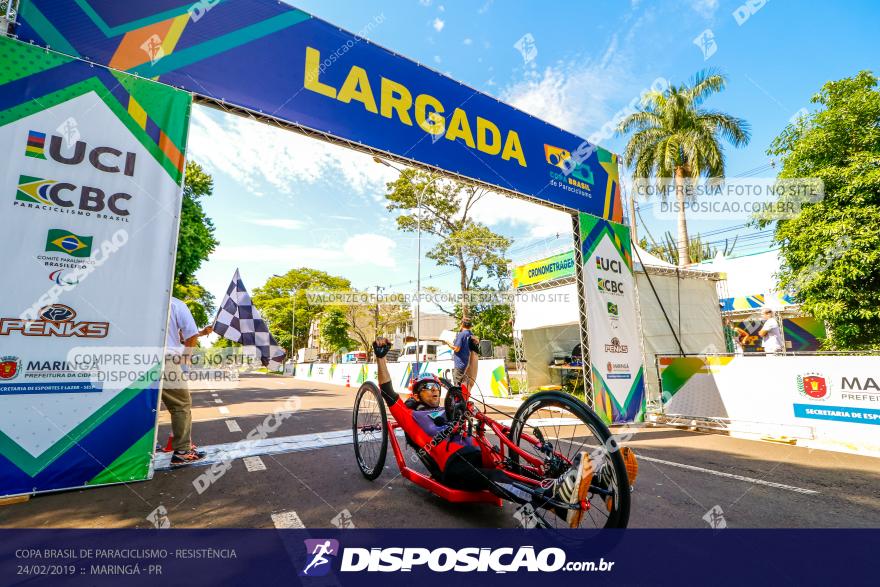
[0,36,190,496]
[14,0,624,219]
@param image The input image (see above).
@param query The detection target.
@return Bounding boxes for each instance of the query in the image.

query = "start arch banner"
[14,0,623,218]
[0,36,190,496]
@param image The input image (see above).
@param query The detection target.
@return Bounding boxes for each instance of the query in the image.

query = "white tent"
[513,245,725,404]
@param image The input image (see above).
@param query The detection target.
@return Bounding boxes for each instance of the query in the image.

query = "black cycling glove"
[373,340,392,358]
[468,336,481,355]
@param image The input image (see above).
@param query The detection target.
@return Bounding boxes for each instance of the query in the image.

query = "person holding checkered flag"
[213,269,287,371]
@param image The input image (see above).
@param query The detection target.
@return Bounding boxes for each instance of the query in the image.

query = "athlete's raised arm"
[373,337,399,407]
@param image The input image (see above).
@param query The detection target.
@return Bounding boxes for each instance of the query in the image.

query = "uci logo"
[27,130,137,177]
[596,256,622,274]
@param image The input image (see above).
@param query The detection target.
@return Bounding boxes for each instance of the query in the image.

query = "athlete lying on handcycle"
[373,337,595,527]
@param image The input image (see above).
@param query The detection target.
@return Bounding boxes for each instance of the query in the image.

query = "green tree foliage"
[252,268,352,355]
[618,70,750,265]
[343,296,410,360]
[764,71,880,349]
[457,293,513,349]
[639,231,737,265]
[174,161,219,326]
[319,308,355,354]
[384,170,511,317]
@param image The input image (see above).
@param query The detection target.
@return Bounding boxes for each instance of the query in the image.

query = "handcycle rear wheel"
[353,382,388,480]
[509,391,631,529]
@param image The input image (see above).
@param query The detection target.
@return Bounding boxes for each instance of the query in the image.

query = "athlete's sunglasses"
[419,382,441,393]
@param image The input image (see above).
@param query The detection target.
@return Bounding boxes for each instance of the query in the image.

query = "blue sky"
[192,0,879,302]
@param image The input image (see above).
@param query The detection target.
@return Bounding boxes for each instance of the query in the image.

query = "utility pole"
[374,285,383,335]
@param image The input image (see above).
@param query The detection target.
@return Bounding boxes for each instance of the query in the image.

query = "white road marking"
[271,511,305,529]
[226,420,242,433]
[214,399,223,404]
[243,456,266,472]
[218,406,230,415]
[153,428,403,470]
[151,427,819,495]
[638,454,819,495]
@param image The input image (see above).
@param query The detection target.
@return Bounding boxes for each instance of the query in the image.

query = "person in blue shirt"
[451,318,476,386]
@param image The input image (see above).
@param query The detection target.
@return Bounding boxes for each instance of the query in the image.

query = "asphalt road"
[2,374,879,529]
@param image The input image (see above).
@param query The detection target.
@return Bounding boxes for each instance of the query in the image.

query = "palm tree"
[617,70,750,266]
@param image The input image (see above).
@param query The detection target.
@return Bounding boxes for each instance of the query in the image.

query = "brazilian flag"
[45,229,92,257]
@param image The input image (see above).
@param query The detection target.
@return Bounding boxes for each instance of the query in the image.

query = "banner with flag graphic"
[0,36,191,497]
[214,270,286,371]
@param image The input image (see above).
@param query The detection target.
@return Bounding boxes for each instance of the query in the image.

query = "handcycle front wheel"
[353,382,388,480]
[509,391,631,529]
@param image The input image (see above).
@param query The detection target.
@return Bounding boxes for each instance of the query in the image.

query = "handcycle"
[352,374,634,529]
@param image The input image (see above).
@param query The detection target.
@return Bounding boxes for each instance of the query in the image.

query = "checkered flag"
[213,269,286,371]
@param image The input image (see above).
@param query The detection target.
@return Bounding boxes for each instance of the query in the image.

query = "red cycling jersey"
[379,381,476,472]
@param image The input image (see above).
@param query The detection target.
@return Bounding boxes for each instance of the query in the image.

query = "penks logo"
[797,372,830,401]
[14,175,131,222]
[604,337,629,354]
[300,539,339,577]
[45,229,93,257]
[0,304,109,338]
[25,130,47,159]
[0,356,20,380]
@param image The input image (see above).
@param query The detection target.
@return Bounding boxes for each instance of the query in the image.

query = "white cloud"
[245,218,306,230]
[433,55,442,64]
[469,192,572,240]
[691,0,719,18]
[213,233,397,269]
[344,234,397,267]
[432,17,445,32]
[187,105,397,199]
[463,37,473,45]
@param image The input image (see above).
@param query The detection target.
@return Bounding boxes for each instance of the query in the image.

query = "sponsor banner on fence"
[0,36,190,496]
[579,214,645,423]
[292,359,510,399]
[15,0,623,218]
[512,251,576,288]
[659,354,880,455]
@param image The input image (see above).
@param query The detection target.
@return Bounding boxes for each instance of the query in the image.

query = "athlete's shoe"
[170,449,207,467]
[552,452,594,528]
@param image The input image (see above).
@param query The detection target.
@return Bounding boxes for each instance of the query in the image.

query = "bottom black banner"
[0,529,874,586]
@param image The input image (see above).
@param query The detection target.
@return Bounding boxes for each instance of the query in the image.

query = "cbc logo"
[597,278,624,295]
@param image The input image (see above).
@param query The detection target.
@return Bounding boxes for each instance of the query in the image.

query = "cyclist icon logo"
[300,539,340,577]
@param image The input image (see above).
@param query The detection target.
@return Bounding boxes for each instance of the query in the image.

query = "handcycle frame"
[384,388,573,507]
